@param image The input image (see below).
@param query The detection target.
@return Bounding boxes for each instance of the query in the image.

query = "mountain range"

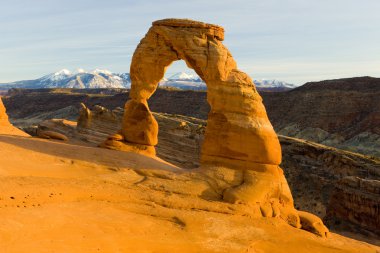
[0,69,131,89]
[0,69,296,91]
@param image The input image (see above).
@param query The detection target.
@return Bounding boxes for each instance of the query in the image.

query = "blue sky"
[0,0,379,85]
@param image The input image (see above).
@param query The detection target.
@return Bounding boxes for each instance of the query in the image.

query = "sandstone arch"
[120,19,281,167]
[103,19,329,235]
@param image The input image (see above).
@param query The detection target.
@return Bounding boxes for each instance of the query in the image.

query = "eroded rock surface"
[0,134,378,252]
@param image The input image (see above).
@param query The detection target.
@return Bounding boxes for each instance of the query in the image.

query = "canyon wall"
[325,176,380,237]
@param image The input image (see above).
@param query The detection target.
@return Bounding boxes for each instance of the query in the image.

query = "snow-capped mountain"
[43,69,72,81]
[0,69,131,89]
[159,72,296,91]
[253,79,297,89]
[0,69,296,92]
[167,72,201,82]
[160,72,206,90]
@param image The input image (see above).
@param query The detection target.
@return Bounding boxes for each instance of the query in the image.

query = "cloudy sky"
[0,0,379,85]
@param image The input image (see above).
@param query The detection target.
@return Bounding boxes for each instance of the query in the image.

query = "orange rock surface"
[0,134,378,253]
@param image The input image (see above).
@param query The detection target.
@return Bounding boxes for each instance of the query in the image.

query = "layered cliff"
[279,136,380,244]
[261,77,380,157]
[325,176,380,238]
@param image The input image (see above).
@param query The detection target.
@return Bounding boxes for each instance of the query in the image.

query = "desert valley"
[0,15,379,253]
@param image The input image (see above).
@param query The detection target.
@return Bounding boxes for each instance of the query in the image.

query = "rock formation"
[120,18,282,167]
[37,129,69,141]
[76,104,204,168]
[298,211,329,238]
[102,18,325,233]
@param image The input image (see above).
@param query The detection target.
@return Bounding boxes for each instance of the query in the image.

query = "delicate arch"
[121,19,282,169]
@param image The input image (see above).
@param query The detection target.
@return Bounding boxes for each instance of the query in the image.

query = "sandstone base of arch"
[121,100,158,147]
[200,164,307,230]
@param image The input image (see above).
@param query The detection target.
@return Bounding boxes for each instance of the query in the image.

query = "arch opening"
[159,60,206,91]
[148,59,208,168]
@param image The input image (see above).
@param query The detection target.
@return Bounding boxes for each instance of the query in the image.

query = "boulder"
[37,129,69,141]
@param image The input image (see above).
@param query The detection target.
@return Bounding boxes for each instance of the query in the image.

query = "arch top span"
[153,18,225,41]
